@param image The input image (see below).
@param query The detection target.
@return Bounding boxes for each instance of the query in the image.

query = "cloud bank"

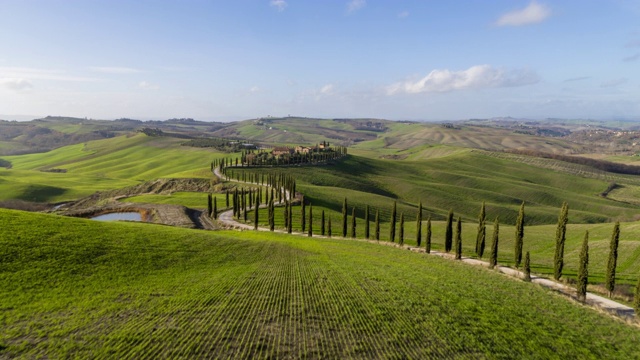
[1,78,33,91]
[495,1,551,27]
[387,65,540,95]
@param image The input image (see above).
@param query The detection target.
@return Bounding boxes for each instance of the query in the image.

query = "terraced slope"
[1,209,640,358]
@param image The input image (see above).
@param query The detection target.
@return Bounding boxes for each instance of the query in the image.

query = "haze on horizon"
[1,0,639,121]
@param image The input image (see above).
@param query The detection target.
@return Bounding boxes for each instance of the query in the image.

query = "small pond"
[91,212,142,222]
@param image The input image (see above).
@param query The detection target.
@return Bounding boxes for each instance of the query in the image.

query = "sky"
[1,0,639,121]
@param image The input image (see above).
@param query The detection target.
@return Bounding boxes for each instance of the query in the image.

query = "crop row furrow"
[303,254,370,357]
[341,248,468,357]
[326,244,449,357]
[303,256,353,357]
[237,244,285,358]
[137,264,252,358]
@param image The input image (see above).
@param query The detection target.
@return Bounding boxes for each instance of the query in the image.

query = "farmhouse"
[295,146,311,154]
[272,146,293,156]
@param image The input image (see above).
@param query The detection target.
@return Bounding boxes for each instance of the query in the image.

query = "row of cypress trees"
[213,164,637,314]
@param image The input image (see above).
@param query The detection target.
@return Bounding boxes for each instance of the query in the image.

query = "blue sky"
[1,0,639,121]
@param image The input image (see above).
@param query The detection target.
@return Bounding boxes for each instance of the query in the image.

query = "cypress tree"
[365,205,370,239]
[308,204,313,237]
[327,217,332,238]
[454,216,462,260]
[342,198,348,237]
[207,193,213,217]
[350,207,357,238]
[399,212,404,246]
[226,189,229,208]
[253,192,259,230]
[321,210,325,236]
[634,277,640,317]
[577,231,589,301]
[514,201,525,268]
[375,209,380,241]
[243,191,248,222]
[425,215,432,254]
[553,202,569,280]
[233,188,239,218]
[416,201,422,247]
[390,201,397,242]
[476,202,486,258]
[301,196,306,232]
[523,251,531,282]
[213,197,218,219]
[283,201,289,229]
[269,199,274,231]
[489,217,499,269]
[287,201,292,234]
[605,222,620,298]
[445,210,453,252]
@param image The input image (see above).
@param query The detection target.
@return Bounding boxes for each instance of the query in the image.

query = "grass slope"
[2,209,640,358]
[0,134,227,202]
[232,151,639,225]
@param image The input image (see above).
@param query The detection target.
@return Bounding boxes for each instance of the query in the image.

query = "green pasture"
[2,209,640,358]
[124,191,235,210]
[244,201,640,287]
[0,134,229,202]
[231,150,639,225]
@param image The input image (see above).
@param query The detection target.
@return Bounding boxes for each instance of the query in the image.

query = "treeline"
[183,138,257,153]
[212,146,347,168]
[210,162,640,316]
[506,149,640,175]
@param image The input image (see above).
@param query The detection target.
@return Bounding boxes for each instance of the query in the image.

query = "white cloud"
[320,84,334,94]
[495,1,551,27]
[347,0,366,13]
[250,86,260,93]
[89,66,141,74]
[397,11,409,18]
[1,78,33,92]
[0,67,98,82]
[387,65,540,95]
[138,81,159,90]
[600,78,627,88]
[270,0,287,12]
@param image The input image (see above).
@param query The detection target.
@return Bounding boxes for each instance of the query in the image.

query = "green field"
[0,134,228,203]
[2,209,640,359]
[229,151,639,225]
[242,201,640,287]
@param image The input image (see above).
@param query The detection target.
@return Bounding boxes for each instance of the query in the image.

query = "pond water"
[91,212,142,222]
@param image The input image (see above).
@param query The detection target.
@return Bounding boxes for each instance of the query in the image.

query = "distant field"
[231,151,640,225]
[2,209,640,359]
[352,123,584,155]
[125,191,238,210]
[0,134,228,202]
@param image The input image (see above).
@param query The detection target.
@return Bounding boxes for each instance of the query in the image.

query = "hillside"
[2,209,640,358]
[231,152,640,225]
[0,133,226,203]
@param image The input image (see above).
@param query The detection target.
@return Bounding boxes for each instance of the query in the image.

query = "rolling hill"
[1,209,639,358]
